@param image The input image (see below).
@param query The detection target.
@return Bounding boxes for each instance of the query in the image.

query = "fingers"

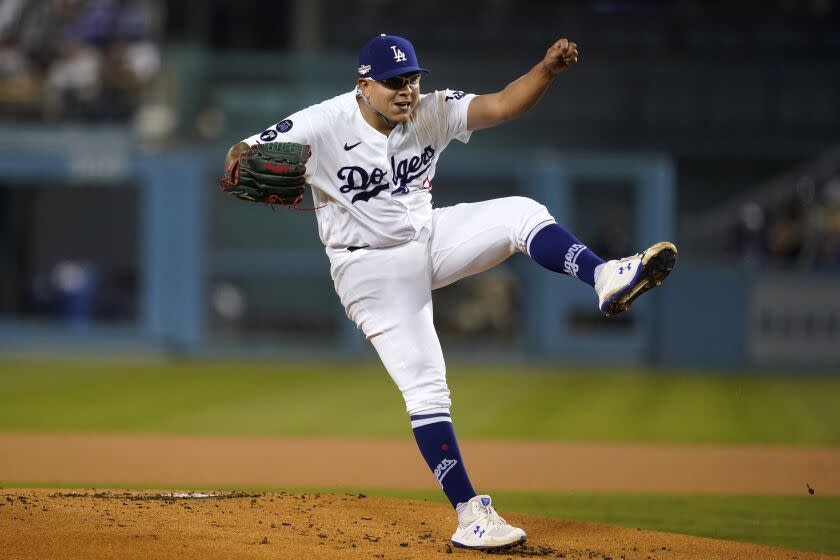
[543,37,579,75]
[550,38,578,65]
[560,40,577,61]
[564,42,578,64]
[552,38,576,52]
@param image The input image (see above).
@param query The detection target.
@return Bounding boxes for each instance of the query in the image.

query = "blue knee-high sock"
[411,411,476,509]
[527,222,604,287]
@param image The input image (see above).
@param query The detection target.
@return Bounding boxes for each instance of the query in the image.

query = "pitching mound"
[0,489,832,560]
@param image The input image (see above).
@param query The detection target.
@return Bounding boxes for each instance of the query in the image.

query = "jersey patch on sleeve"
[444,91,466,101]
[275,119,293,133]
[260,129,279,141]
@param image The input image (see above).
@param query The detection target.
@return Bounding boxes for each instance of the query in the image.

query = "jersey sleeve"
[241,108,314,146]
[241,108,320,177]
[428,89,476,145]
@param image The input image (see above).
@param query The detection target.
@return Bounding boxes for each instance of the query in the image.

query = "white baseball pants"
[328,196,553,415]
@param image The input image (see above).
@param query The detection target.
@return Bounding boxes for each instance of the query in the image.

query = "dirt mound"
[0,489,833,560]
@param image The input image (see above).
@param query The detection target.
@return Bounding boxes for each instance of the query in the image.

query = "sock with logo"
[410,409,476,509]
[526,221,604,287]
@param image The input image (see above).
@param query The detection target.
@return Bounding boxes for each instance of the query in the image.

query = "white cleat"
[594,241,677,317]
[451,495,527,551]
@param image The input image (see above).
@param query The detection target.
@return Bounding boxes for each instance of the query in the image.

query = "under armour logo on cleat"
[474,525,485,538]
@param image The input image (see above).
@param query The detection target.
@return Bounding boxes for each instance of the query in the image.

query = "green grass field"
[2,359,839,555]
[1,360,839,444]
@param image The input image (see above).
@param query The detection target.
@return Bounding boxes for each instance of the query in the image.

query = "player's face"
[362,73,421,123]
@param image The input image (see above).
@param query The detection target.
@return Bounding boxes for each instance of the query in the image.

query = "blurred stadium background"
[2,0,839,369]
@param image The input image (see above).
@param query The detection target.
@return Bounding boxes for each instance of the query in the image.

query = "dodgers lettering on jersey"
[337,165,388,203]
[243,88,475,251]
[391,145,435,194]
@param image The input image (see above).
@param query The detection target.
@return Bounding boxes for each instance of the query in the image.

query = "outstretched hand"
[542,38,578,76]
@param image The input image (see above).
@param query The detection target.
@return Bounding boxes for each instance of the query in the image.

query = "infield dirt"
[0,489,836,560]
[1,433,838,559]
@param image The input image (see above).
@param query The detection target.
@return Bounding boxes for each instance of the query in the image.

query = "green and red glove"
[220,142,311,207]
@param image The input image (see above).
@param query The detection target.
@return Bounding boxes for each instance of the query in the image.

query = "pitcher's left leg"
[431,196,677,315]
[430,196,554,289]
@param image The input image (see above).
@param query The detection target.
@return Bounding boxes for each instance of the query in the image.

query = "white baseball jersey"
[243,88,476,252]
[244,86,556,415]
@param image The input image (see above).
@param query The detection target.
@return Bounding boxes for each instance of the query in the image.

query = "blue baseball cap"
[357,34,429,80]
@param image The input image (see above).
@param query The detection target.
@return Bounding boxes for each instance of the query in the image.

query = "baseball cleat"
[451,495,527,551]
[594,241,677,317]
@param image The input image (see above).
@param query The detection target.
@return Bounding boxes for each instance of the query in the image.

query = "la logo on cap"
[390,45,407,62]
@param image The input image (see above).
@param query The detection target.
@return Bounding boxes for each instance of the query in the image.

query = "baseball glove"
[220,142,311,207]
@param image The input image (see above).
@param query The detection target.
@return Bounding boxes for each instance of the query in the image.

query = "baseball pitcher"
[221,34,676,551]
